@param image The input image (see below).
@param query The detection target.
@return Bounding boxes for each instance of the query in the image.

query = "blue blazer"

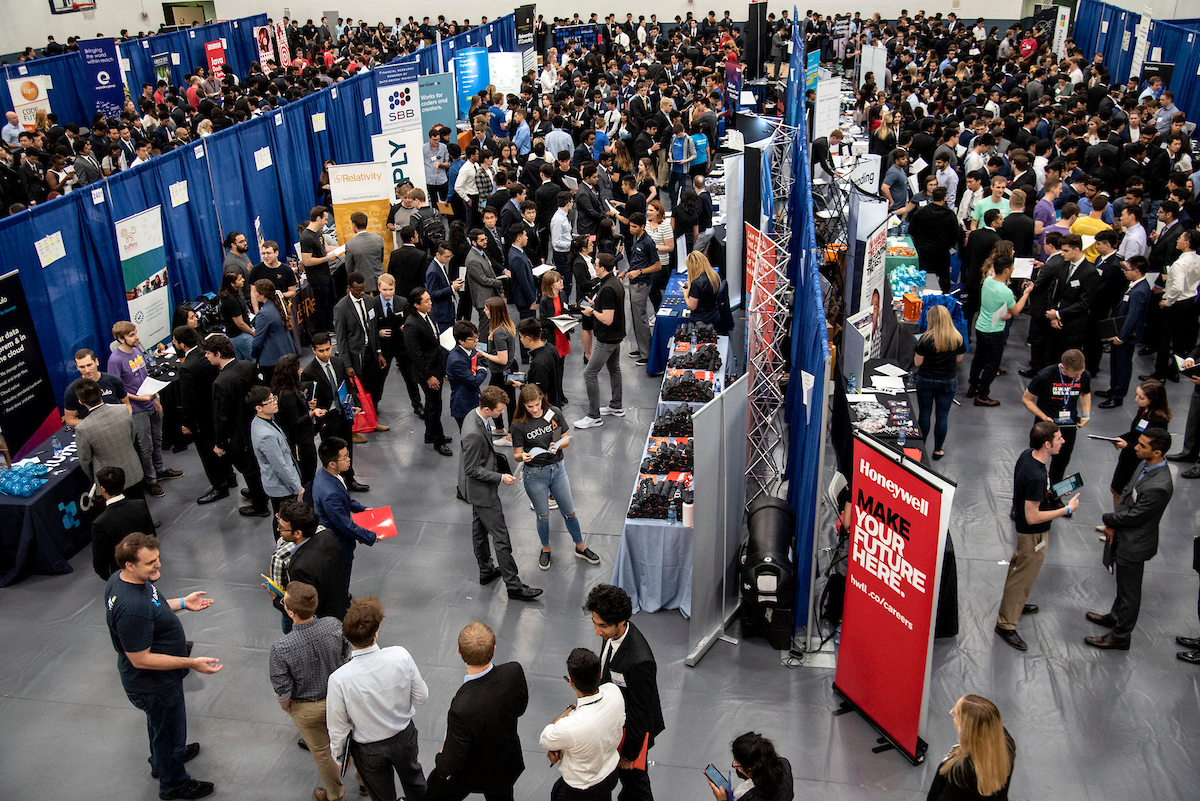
[445,346,489,419]
[1115,278,1153,344]
[425,260,457,326]
[251,301,296,367]
[312,468,375,567]
[509,246,537,308]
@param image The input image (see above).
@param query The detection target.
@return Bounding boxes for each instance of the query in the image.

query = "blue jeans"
[126,682,190,795]
[914,374,957,451]
[523,461,584,547]
[230,331,253,360]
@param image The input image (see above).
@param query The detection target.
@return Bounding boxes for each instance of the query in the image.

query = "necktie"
[324,361,338,409]
[355,298,367,331]
[384,300,392,317]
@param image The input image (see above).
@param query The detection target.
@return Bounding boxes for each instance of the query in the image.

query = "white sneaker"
[575,416,604,429]
[548,498,559,510]
[600,406,625,417]
[493,435,513,447]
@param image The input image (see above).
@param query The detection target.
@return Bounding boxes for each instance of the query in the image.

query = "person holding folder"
[1098,256,1153,408]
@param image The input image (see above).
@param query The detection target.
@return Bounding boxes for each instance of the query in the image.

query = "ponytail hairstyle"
[253,279,293,331]
[730,733,785,800]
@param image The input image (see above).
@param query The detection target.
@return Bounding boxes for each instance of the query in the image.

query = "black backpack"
[412,208,445,250]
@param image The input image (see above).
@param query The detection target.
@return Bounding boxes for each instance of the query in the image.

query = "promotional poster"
[114,207,171,346]
[0,270,60,459]
[330,160,395,267]
[78,37,126,118]
[6,76,52,131]
[375,61,423,135]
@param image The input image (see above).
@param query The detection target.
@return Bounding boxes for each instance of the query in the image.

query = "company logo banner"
[376,61,423,134]
[454,47,490,118]
[114,207,171,345]
[329,161,395,266]
[0,270,60,459]
[273,21,291,67]
[254,25,275,66]
[79,37,126,118]
[418,72,458,135]
[205,40,227,80]
[6,76,52,131]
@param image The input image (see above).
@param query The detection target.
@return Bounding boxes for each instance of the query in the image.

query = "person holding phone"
[705,733,793,801]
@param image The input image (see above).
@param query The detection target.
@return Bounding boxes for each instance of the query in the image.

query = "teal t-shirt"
[976,278,1015,333]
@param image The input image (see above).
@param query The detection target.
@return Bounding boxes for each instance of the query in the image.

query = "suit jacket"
[250,301,295,367]
[498,200,524,244]
[387,243,431,298]
[282,530,349,620]
[1102,461,1173,562]
[402,312,444,382]
[302,355,350,431]
[375,294,410,358]
[92,497,155,579]
[1052,260,1100,338]
[431,662,528,794]
[250,416,302,497]
[75,403,143,489]
[312,467,375,555]
[212,359,263,452]
[1148,220,1183,273]
[344,231,386,292]
[446,347,489,419]
[1092,252,1129,320]
[458,410,503,508]
[466,247,504,309]
[425,259,458,326]
[333,294,382,374]
[575,183,605,235]
[72,153,103,186]
[601,622,666,760]
[1028,253,1065,319]
[508,247,537,308]
[1115,278,1153,343]
[964,228,1001,296]
[177,346,218,436]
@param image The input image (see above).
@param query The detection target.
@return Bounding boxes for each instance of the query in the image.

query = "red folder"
[616,731,650,771]
[352,506,398,540]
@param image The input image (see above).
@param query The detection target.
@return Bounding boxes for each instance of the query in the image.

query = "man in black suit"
[91,466,156,579]
[387,226,430,299]
[376,274,424,419]
[585,584,665,801]
[173,326,233,504]
[1047,234,1100,355]
[426,622,529,801]
[202,335,270,517]
[275,499,349,620]
[1087,428,1175,650]
[334,271,389,423]
[302,332,369,491]
[402,288,451,456]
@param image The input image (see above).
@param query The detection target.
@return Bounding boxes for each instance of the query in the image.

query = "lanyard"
[1058,367,1077,411]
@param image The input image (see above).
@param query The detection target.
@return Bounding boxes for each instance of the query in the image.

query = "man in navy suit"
[508,225,538,361]
[425,244,463,333]
[311,436,377,583]
[1100,256,1153,407]
[446,321,490,432]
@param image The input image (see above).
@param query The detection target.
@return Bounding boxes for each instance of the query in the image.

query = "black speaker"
[739,496,797,649]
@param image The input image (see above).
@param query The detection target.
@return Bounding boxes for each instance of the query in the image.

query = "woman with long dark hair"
[481,296,518,437]
[570,234,598,363]
[1105,380,1171,510]
[928,695,1015,800]
[706,732,793,801]
[250,279,296,387]
[270,353,320,485]
[448,220,473,320]
[219,271,254,360]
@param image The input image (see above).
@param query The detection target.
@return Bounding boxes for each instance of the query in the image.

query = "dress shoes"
[479,567,502,585]
[435,443,453,456]
[974,397,1001,407]
[994,625,1028,651]
[412,405,425,417]
[240,488,252,499]
[1023,603,1039,615]
[186,641,193,656]
[966,384,978,398]
[1086,611,1117,627]
[1093,389,1111,398]
[359,783,369,796]
[159,468,185,480]
[1175,635,1200,649]
[1177,650,1200,664]
[373,424,390,432]
[1084,633,1130,650]
[352,432,368,444]
[1165,453,1197,463]
[239,505,271,517]
[1138,373,1164,382]
[197,487,228,505]
[1182,466,1200,479]
[146,482,166,497]
[298,738,309,751]
[507,584,544,601]
[1018,367,1038,378]
[348,480,371,492]
[152,743,201,778]
[456,490,469,503]
[313,788,329,801]
[1138,347,1155,356]
[159,780,215,800]
[1099,398,1123,408]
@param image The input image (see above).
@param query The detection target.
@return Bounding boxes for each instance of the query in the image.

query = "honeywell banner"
[328,161,394,265]
[833,433,954,764]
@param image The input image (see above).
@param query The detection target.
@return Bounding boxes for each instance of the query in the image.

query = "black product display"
[661,371,715,403]
[627,477,693,520]
[190,295,226,333]
[640,440,694,474]
[739,496,798,649]
[675,321,718,344]
[651,404,694,437]
[667,343,723,371]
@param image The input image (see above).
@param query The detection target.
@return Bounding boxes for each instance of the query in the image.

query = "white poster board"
[813,77,841,144]
[487,52,524,97]
[858,44,887,90]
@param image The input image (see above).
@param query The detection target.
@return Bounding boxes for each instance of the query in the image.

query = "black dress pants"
[351,721,427,801]
[420,380,446,444]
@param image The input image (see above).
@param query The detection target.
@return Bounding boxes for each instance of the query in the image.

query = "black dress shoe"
[239,505,271,517]
[413,405,426,417]
[1094,389,1111,398]
[297,738,309,751]
[1084,633,1130,650]
[1183,466,1200,479]
[152,743,200,777]
[1099,398,1123,408]
[197,488,228,505]
[1166,452,1198,463]
[966,384,978,398]
[159,779,215,800]
[240,488,252,499]
[995,625,1028,651]
[1023,603,1039,615]
[456,490,469,503]
[186,641,194,656]
[479,567,502,585]
[1177,650,1200,664]
[348,480,371,492]
[436,443,453,456]
[1139,347,1155,356]
[1175,635,1200,649]
[1018,367,1038,378]
[1086,611,1117,627]
[507,585,544,601]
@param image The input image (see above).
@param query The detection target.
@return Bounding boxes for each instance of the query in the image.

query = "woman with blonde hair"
[928,695,1015,800]
[914,305,966,459]
[481,296,518,436]
[869,110,897,158]
[683,251,724,330]
[636,157,659,204]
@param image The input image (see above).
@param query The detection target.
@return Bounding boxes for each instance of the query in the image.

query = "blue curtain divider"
[1148,22,1200,124]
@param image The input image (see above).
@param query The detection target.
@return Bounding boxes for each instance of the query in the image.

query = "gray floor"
[1,314,1198,801]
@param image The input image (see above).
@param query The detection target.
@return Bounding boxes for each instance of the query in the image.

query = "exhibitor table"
[646,271,691,375]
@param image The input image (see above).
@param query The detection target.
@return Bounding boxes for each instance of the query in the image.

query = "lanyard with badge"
[1056,367,1077,424]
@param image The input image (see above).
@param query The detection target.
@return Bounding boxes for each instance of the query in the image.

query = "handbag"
[348,375,379,433]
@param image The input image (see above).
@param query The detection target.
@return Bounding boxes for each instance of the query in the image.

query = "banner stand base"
[832,683,927,766]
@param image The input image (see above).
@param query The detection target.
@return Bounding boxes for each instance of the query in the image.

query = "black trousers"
[471,502,522,592]
[1028,316,1056,370]
[381,343,423,412]
[217,447,267,507]
[1155,303,1199,378]
[1110,556,1146,641]
[320,414,356,482]
[352,721,427,801]
[616,764,653,801]
[193,428,228,489]
[552,770,620,801]
[1049,425,1077,485]
[419,380,446,444]
[968,330,1005,398]
[310,279,335,334]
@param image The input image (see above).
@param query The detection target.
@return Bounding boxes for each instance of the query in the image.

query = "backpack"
[412,207,445,250]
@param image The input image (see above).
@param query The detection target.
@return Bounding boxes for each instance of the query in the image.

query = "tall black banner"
[0,270,61,459]
[515,4,536,51]
[745,0,769,81]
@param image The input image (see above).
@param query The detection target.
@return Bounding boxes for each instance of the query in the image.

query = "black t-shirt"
[689,272,720,323]
[1026,365,1090,423]
[220,292,249,334]
[104,574,189,692]
[299,228,331,284]
[1012,449,1058,534]
[593,274,626,343]
[627,232,660,280]
[511,405,568,466]
[914,336,966,380]
[64,372,128,416]
[250,261,298,294]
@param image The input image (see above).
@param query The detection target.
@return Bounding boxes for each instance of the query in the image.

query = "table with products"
[0,431,94,587]
[884,235,919,276]
[613,332,729,616]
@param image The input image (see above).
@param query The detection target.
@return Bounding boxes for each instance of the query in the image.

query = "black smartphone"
[1052,473,1083,497]
[704,764,725,787]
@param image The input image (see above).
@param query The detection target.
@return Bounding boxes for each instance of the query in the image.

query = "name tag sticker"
[368,308,376,320]
[610,670,627,688]
[1070,279,1080,287]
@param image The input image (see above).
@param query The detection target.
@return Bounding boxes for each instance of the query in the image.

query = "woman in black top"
[219,271,254,361]
[270,353,320,486]
[927,695,1015,801]
[569,235,598,363]
[706,732,794,801]
[1107,379,1171,503]
[481,297,518,437]
[511,384,600,571]
[913,305,966,459]
[683,251,723,329]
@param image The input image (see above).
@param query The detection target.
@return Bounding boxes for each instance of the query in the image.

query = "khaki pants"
[290,699,345,801]
[996,531,1048,630]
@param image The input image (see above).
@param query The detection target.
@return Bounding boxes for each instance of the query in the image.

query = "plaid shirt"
[269,538,296,589]
[475,164,495,199]
[269,618,351,701]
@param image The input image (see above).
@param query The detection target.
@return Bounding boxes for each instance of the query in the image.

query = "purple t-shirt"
[108,346,154,414]
[1033,198,1057,255]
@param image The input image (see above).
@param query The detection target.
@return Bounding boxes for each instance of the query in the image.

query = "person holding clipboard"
[1020,349,1092,484]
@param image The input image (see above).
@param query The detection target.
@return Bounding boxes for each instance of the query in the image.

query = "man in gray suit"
[1087,427,1175,650]
[465,228,509,323]
[247,386,303,535]
[344,211,386,293]
[74,379,145,496]
[459,387,541,601]
[71,140,104,187]
[333,272,389,431]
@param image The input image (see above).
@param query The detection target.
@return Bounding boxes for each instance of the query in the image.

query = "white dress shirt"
[1163,250,1200,306]
[539,683,626,789]
[326,644,429,747]
[1118,223,1147,261]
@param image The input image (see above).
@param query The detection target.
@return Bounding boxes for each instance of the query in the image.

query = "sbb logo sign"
[386,88,417,125]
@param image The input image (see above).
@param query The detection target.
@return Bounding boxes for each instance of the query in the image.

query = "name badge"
[368,308,376,320]
[1057,410,1072,423]
[1121,294,1130,302]
[609,670,627,688]
[1136,419,1148,431]
[1070,279,1081,288]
